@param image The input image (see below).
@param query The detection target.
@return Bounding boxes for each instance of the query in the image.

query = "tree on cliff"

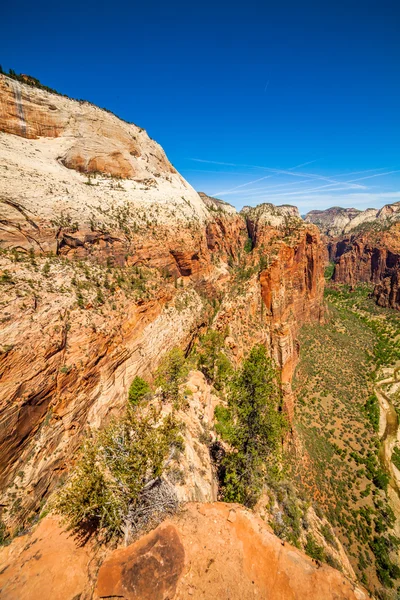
[53,405,183,540]
[216,344,287,507]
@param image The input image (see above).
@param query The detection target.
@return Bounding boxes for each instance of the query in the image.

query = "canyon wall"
[215,205,325,419]
[330,224,400,310]
[0,74,325,529]
[306,203,400,311]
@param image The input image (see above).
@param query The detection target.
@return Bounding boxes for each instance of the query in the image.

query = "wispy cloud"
[187,158,400,212]
[279,191,400,211]
[212,175,273,196]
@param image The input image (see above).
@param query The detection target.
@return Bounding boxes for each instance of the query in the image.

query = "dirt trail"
[375,364,400,535]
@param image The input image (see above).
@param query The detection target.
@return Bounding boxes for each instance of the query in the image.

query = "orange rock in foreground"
[0,503,369,600]
[0,516,95,600]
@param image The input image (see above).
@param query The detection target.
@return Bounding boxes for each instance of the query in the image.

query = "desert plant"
[216,344,287,507]
[53,405,182,540]
[128,376,151,405]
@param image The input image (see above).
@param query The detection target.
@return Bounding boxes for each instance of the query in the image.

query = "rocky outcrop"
[305,204,400,237]
[307,203,400,310]
[242,202,301,246]
[260,229,324,383]
[0,515,96,600]
[0,74,175,178]
[214,219,325,419]
[0,504,369,600]
[95,524,185,600]
[0,73,325,531]
[330,223,400,310]
[200,192,247,259]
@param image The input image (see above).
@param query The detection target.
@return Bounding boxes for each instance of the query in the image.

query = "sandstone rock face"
[305,204,400,237]
[305,207,372,236]
[0,504,368,600]
[260,229,324,401]
[0,73,175,178]
[95,524,185,600]
[0,74,324,531]
[242,202,301,242]
[331,223,400,310]
[171,503,368,600]
[307,204,400,310]
[214,222,325,419]
[0,516,96,600]
[170,370,219,503]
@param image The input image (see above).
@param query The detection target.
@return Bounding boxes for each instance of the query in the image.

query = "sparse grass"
[292,283,400,594]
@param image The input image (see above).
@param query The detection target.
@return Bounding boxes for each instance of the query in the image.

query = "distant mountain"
[304,203,400,237]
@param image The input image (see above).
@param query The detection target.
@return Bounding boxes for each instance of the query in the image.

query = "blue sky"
[2,0,399,213]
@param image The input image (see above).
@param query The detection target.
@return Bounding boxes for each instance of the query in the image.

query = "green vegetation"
[53,405,182,540]
[216,345,287,507]
[244,237,253,253]
[155,348,188,407]
[128,376,151,405]
[195,329,232,390]
[392,447,400,471]
[305,534,325,561]
[0,518,7,546]
[324,261,335,280]
[293,283,400,593]
[364,393,380,433]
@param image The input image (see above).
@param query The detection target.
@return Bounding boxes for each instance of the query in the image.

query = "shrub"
[244,237,253,253]
[42,261,50,277]
[305,534,325,561]
[155,348,187,406]
[364,394,379,432]
[53,405,182,540]
[216,344,287,507]
[324,262,335,280]
[391,446,400,471]
[195,330,232,388]
[128,376,151,405]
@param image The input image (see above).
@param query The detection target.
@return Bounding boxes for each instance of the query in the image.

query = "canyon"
[0,72,399,599]
[306,205,400,310]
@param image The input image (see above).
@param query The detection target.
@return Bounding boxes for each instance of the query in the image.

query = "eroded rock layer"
[0,74,324,532]
[330,223,400,310]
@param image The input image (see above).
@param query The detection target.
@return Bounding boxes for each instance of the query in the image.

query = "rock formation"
[305,203,400,237]
[0,73,326,529]
[0,504,369,600]
[306,204,400,310]
[0,73,357,599]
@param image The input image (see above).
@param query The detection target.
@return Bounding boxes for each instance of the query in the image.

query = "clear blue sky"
[2,0,400,213]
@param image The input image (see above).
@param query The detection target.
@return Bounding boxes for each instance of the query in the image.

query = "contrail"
[212,175,273,196]
[192,157,394,198]
[211,159,321,196]
[270,170,400,198]
[347,170,400,183]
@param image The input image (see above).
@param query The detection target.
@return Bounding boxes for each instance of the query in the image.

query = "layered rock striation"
[0,73,324,530]
[306,203,400,310]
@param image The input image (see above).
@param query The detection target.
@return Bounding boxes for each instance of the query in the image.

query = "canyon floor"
[293,283,400,594]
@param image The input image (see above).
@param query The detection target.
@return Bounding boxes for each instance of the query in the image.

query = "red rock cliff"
[331,223,400,310]
[0,75,323,530]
